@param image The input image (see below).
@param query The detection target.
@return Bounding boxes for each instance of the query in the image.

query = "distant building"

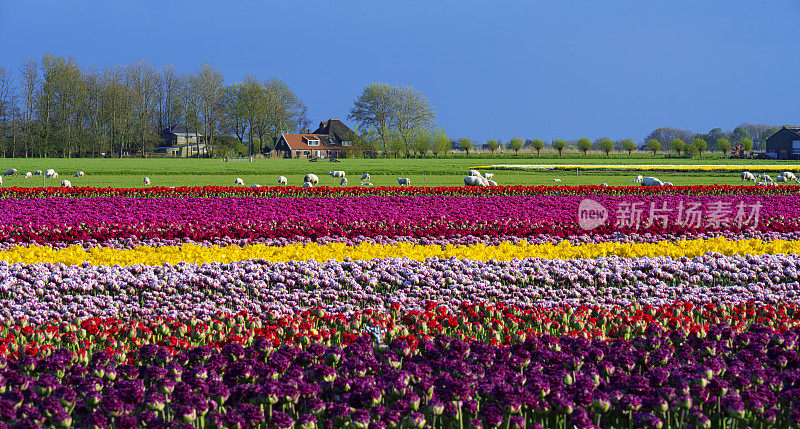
[274,119,374,159]
[764,126,800,160]
[156,126,210,157]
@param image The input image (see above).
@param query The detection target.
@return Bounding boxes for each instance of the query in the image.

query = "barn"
[764,126,800,160]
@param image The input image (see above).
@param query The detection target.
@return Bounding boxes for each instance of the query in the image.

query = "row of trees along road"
[0,56,305,158]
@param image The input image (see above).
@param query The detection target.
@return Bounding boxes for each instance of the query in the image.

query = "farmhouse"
[274,119,374,158]
[155,125,211,157]
[764,126,800,160]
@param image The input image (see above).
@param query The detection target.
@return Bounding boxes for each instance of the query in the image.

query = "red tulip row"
[2,301,797,363]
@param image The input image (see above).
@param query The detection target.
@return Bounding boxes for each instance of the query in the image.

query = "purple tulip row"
[1,324,800,428]
[0,194,795,244]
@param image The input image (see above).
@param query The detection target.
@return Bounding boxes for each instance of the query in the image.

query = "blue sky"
[1,0,798,142]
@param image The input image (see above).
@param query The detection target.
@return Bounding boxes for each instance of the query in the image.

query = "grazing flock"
[0,166,798,188]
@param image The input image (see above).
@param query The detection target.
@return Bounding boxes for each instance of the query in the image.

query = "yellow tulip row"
[2,237,799,266]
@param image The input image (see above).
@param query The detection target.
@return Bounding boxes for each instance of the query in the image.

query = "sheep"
[23,172,32,179]
[360,182,373,186]
[662,182,674,186]
[0,176,3,185]
[487,180,498,186]
[483,173,494,180]
[464,176,488,187]
[234,177,244,186]
[756,173,772,182]
[143,177,151,186]
[340,177,348,186]
[60,180,72,188]
[468,170,481,177]
[641,177,664,187]
[52,173,58,178]
[45,169,57,178]
[277,176,288,186]
[361,173,371,181]
[3,168,17,177]
[73,171,85,178]
[756,181,776,187]
[631,175,644,183]
[599,183,609,187]
[250,184,262,188]
[776,175,787,183]
[782,171,797,182]
[741,172,755,182]
[397,178,411,186]
[303,181,313,188]
[553,179,561,182]
[33,170,42,176]
[327,171,346,179]
[304,174,319,185]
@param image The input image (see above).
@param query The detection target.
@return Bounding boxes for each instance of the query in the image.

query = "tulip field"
[5,184,800,428]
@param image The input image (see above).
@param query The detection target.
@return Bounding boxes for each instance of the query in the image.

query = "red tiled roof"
[280,134,340,151]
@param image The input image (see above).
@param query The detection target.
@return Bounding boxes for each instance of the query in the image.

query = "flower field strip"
[0,194,798,244]
[4,253,800,323]
[1,184,800,199]
[4,237,800,266]
[1,322,800,428]
[481,163,800,173]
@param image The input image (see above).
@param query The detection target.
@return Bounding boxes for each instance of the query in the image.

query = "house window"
[307,139,320,146]
[342,141,352,147]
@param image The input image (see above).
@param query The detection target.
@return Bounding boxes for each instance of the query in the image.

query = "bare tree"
[18,58,38,157]
[259,78,301,153]
[126,60,159,157]
[393,86,436,158]
[348,83,396,157]
[195,63,224,157]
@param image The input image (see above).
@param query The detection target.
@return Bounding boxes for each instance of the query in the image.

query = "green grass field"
[0,157,793,188]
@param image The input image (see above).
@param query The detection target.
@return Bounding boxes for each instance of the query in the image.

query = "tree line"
[0,55,305,158]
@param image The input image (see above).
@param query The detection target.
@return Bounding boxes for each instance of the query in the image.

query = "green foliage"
[717,138,731,155]
[458,138,472,154]
[411,129,431,157]
[731,126,750,143]
[686,143,700,158]
[693,138,707,156]
[486,139,500,154]
[599,138,615,156]
[577,138,592,156]
[621,139,636,155]
[508,137,524,154]
[430,128,451,157]
[741,138,754,152]
[552,139,567,156]
[530,139,545,156]
[671,138,686,155]
[646,139,661,155]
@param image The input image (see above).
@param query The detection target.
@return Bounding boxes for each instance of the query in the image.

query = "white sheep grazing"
[487,180,498,186]
[24,172,32,179]
[741,172,755,182]
[464,176,487,187]
[361,173,371,181]
[234,177,244,186]
[757,173,772,182]
[0,176,3,185]
[33,170,42,176]
[756,181,776,187]
[360,182,373,186]
[632,175,644,183]
[250,184,262,188]
[782,172,797,182]
[304,174,319,185]
[468,170,481,177]
[483,173,494,180]
[3,168,17,177]
[143,177,151,186]
[303,181,313,188]
[45,169,57,178]
[662,182,674,186]
[73,171,85,178]
[340,177,348,186]
[60,180,72,188]
[553,179,561,182]
[777,175,787,183]
[641,177,664,186]
[52,173,58,178]
[327,171,346,179]
[397,178,411,186]
[599,183,609,187]
[277,176,288,186]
